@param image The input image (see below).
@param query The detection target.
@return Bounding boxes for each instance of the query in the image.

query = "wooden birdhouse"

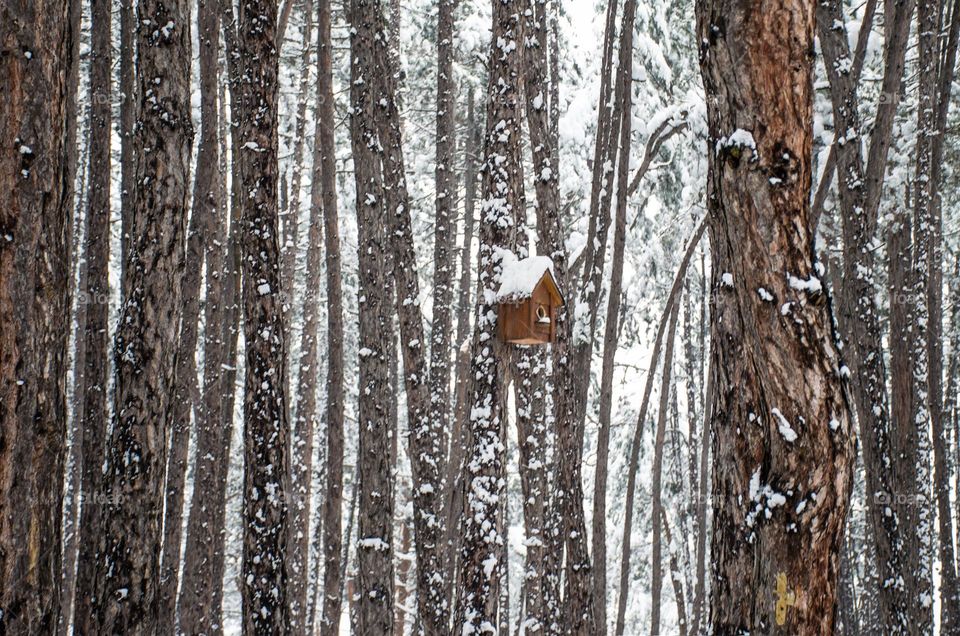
[496,256,565,345]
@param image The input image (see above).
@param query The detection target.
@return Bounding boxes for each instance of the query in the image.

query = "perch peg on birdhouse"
[496,255,565,345]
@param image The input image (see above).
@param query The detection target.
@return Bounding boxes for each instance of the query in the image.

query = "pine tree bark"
[83,0,194,631]
[73,0,112,628]
[429,0,458,495]
[696,1,856,633]
[233,0,292,631]
[0,0,72,630]
[316,0,347,630]
[348,0,396,630]
[454,0,526,630]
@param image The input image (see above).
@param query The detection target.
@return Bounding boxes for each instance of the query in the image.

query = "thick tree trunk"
[83,0,193,631]
[454,0,526,629]
[696,1,855,633]
[512,346,549,632]
[233,0,292,632]
[0,0,72,630]
[316,0,346,631]
[73,0,112,627]
[348,0,396,630]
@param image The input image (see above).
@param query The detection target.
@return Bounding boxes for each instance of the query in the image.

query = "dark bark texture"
[696,1,856,633]
[0,0,73,631]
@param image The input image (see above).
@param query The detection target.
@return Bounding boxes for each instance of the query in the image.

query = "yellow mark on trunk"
[775,572,796,626]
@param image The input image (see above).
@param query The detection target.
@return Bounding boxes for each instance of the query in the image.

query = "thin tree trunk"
[688,357,714,636]
[372,3,452,630]
[233,0,291,631]
[84,0,193,629]
[429,0,458,502]
[57,0,84,627]
[454,0,526,628]
[696,0,856,632]
[281,0,314,334]
[158,1,221,616]
[175,3,229,634]
[119,0,136,280]
[0,0,73,630]
[287,4,318,630]
[927,0,960,626]
[317,0,346,630]
[650,303,680,636]
[660,509,689,636]
[906,4,938,631]
[615,218,705,635]
[73,0,113,627]
[443,87,479,616]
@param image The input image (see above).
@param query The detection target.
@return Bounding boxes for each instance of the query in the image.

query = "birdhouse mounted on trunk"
[496,256,565,345]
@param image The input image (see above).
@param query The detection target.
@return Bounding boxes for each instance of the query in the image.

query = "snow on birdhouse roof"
[496,255,563,304]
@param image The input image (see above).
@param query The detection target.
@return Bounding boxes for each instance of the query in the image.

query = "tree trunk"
[815,0,915,628]
[233,0,291,631]
[348,0,396,630]
[174,2,228,633]
[689,357,714,636]
[371,2,452,630]
[316,0,346,631]
[615,218,705,636]
[696,1,856,632]
[119,0,136,280]
[73,0,112,627]
[157,0,221,618]
[650,302,680,635]
[83,0,193,630]
[906,3,938,630]
[444,87,479,615]
[178,40,236,636]
[0,0,73,630]
[287,4,321,630]
[454,0,526,629]
[429,0,458,503]
[281,0,314,341]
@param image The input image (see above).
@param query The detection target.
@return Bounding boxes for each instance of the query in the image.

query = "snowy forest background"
[3,0,960,632]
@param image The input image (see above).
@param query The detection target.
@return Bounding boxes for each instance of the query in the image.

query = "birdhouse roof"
[496,255,565,305]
